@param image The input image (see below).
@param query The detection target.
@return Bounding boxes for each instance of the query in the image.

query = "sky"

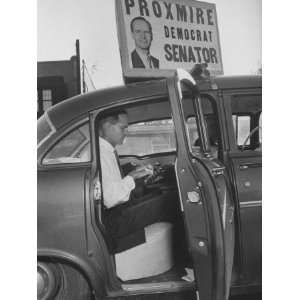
[38,0,261,89]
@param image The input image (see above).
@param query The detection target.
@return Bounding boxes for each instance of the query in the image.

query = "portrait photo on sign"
[130,16,160,69]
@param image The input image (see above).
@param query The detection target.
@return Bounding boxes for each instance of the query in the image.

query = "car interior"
[95,95,220,290]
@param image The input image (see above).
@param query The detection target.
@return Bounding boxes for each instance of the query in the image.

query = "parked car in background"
[37,69,261,300]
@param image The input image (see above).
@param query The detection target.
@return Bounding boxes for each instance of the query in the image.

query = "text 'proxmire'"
[125,0,215,26]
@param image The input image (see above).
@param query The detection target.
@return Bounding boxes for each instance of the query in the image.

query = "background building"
[37,40,81,118]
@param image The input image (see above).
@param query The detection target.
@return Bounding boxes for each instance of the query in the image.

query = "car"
[37,69,261,300]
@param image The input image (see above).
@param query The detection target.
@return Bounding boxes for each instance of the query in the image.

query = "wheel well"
[38,257,94,298]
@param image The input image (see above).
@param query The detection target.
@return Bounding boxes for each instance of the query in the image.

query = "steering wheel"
[241,126,262,151]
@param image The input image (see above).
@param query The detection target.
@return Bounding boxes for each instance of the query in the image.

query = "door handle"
[239,162,262,170]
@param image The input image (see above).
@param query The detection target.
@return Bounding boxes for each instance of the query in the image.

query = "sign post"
[115,0,223,81]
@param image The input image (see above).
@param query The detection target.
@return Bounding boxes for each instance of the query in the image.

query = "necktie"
[147,55,153,69]
[114,149,124,178]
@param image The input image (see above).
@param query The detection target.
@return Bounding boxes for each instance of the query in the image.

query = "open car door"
[167,70,235,300]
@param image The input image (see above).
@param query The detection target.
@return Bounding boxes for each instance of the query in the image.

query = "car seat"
[115,222,174,281]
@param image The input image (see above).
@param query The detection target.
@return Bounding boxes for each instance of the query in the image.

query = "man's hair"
[130,16,152,33]
[99,109,127,128]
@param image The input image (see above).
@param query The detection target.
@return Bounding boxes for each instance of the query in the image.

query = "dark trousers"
[103,189,179,241]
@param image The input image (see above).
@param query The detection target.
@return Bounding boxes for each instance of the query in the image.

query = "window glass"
[116,120,176,156]
[182,95,219,157]
[232,115,251,146]
[43,123,90,164]
[42,89,52,100]
[186,117,198,147]
[259,113,262,143]
[41,89,52,111]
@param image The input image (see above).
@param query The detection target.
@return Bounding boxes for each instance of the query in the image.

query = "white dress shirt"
[99,137,135,208]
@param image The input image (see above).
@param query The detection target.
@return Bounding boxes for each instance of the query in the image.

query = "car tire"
[54,263,93,300]
[38,262,61,300]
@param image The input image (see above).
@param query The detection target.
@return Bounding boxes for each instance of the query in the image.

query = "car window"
[42,123,91,164]
[186,117,198,147]
[231,94,261,151]
[116,120,176,156]
[182,95,220,158]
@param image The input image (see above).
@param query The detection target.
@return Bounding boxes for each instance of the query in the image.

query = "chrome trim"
[37,112,56,149]
[174,159,184,212]
[240,200,262,208]
[121,280,194,293]
[222,188,227,228]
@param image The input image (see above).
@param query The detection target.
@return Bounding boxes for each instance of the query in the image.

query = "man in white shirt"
[99,110,152,209]
[99,109,177,247]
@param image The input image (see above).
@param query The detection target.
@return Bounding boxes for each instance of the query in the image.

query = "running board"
[106,281,195,298]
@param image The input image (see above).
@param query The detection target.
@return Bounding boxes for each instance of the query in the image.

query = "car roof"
[47,75,261,130]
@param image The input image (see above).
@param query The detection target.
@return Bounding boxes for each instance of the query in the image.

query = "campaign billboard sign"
[115,0,223,79]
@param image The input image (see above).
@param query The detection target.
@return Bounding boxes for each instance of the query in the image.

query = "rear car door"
[223,90,262,288]
[167,70,235,300]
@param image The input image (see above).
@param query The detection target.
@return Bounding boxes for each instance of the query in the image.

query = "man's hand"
[128,164,153,180]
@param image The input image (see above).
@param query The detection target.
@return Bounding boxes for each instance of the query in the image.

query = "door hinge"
[211,166,225,176]
[93,179,102,204]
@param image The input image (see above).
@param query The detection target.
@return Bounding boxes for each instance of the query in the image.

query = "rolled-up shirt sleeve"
[99,138,135,208]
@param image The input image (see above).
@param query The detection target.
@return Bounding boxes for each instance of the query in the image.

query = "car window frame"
[39,118,92,168]
[222,89,262,154]
[92,94,179,158]
[37,112,56,149]
[180,91,225,163]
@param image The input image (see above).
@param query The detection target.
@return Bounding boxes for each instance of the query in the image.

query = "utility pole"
[82,59,87,93]
[75,39,81,94]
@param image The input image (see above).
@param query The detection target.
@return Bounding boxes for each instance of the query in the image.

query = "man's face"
[131,19,152,50]
[104,114,128,147]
